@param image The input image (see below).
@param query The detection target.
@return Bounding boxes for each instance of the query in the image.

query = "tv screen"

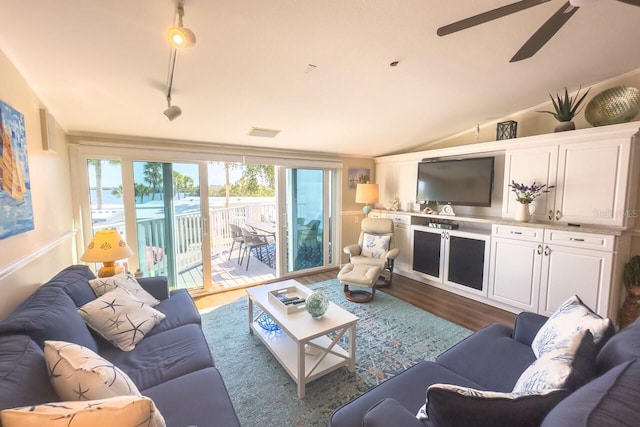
[416,157,494,207]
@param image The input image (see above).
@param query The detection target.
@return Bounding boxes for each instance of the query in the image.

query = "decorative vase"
[554,121,575,132]
[514,203,534,222]
[305,291,329,318]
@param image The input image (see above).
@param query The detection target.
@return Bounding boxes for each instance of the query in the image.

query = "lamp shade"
[81,229,133,277]
[355,183,379,204]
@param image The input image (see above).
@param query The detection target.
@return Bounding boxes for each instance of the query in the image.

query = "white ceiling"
[1,0,639,157]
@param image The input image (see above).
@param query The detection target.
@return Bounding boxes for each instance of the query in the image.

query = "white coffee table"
[246,279,358,398]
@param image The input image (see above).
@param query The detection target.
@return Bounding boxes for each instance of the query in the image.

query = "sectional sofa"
[330,297,640,427]
[0,265,240,427]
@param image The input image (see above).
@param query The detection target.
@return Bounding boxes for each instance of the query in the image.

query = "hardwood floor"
[194,269,517,331]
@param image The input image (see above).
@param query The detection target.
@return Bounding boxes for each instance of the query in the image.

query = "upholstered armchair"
[343,218,400,286]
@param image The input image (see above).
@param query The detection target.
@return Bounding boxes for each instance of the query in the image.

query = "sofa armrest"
[363,399,425,427]
[137,276,169,301]
[512,312,548,346]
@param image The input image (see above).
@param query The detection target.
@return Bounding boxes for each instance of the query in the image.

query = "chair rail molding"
[0,229,77,281]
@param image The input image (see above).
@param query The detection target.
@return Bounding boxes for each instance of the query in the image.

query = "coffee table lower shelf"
[250,321,352,397]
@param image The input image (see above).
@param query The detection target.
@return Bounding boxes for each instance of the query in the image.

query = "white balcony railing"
[94,201,276,289]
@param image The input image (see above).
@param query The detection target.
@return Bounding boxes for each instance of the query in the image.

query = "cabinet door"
[396,160,418,209]
[538,244,613,317]
[412,229,443,281]
[502,146,558,221]
[375,161,397,207]
[393,223,412,272]
[444,231,490,296]
[489,237,542,312]
[554,139,630,226]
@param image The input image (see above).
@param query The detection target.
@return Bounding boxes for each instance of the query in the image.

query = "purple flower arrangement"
[509,181,555,204]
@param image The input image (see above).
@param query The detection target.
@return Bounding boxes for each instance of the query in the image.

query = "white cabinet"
[489,225,614,317]
[502,147,557,222]
[375,160,417,210]
[384,213,412,272]
[413,226,491,297]
[503,138,633,227]
[489,225,544,312]
[538,230,614,317]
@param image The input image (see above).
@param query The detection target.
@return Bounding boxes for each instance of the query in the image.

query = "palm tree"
[88,159,121,210]
[143,163,163,200]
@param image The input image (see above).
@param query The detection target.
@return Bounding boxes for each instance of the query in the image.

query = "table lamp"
[81,229,134,277]
[355,183,379,215]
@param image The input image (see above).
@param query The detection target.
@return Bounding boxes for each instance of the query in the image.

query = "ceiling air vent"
[248,127,280,138]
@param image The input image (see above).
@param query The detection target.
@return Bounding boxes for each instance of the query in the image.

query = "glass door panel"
[285,168,324,272]
[133,161,204,291]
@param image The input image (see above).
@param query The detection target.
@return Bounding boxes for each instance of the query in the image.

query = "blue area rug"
[200,279,472,427]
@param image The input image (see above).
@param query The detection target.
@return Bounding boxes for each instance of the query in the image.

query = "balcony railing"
[94,201,277,289]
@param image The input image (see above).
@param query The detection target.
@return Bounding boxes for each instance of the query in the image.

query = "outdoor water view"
[86,160,328,291]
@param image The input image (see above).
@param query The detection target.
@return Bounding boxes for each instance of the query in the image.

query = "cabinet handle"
[445,232,450,239]
[537,245,543,255]
[555,210,561,221]
[510,231,523,235]
[548,210,553,220]
[544,245,550,256]
[569,237,585,242]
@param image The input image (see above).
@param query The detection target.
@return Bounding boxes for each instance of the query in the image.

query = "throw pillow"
[513,329,596,393]
[361,233,391,259]
[78,287,165,351]
[416,384,569,427]
[0,395,165,427]
[88,273,160,307]
[531,295,611,358]
[43,340,140,400]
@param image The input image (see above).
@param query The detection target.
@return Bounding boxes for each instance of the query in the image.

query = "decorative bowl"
[585,86,640,127]
[257,314,280,331]
[306,291,329,318]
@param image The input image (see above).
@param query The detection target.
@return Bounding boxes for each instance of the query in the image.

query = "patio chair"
[228,224,244,263]
[240,227,272,270]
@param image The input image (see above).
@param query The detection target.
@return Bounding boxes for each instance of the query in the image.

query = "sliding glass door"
[283,168,333,273]
[132,161,205,290]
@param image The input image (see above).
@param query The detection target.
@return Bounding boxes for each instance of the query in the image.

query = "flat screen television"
[416,157,495,207]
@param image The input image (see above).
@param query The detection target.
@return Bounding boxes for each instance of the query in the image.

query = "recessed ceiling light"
[248,127,281,138]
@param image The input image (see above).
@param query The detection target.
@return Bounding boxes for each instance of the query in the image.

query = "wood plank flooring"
[194,269,517,331]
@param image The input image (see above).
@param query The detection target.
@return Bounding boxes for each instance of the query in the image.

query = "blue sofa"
[0,265,240,427]
[330,311,640,427]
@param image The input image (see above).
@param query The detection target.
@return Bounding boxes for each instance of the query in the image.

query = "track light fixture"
[164,49,181,121]
[168,1,196,49]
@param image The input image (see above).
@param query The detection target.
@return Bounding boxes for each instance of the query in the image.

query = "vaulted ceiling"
[1,0,639,157]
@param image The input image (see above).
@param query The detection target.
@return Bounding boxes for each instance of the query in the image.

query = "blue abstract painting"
[0,100,34,239]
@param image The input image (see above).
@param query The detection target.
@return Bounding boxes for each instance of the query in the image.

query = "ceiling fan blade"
[510,1,579,62]
[616,0,640,6]
[437,0,552,36]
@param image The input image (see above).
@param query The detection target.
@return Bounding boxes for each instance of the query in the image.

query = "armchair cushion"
[361,233,391,259]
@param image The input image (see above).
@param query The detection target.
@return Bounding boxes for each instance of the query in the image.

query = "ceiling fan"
[437,0,640,62]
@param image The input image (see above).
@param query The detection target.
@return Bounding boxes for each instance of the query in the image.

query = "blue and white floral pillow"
[531,295,611,358]
[361,233,391,259]
[513,329,595,393]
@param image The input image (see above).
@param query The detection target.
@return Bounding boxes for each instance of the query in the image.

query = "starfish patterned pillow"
[43,340,140,401]
[77,287,165,351]
[0,395,165,427]
[88,273,160,307]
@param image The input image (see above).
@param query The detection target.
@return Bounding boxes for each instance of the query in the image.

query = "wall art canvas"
[347,168,370,189]
[0,100,34,239]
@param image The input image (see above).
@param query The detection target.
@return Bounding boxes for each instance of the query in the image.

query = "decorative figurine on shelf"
[384,199,399,211]
[509,181,554,222]
[306,290,329,318]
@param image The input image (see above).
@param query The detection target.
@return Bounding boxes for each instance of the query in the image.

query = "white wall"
[0,49,76,319]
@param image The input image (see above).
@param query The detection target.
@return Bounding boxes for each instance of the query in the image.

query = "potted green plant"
[538,86,590,132]
[618,256,640,329]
